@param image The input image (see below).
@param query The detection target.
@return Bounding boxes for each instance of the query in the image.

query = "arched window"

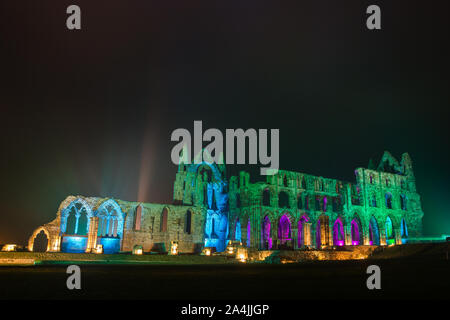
[323,197,327,211]
[185,210,192,234]
[315,196,321,211]
[77,208,88,235]
[65,207,77,234]
[301,177,307,189]
[385,216,395,244]
[160,208,168,232]
[385,193,393,209]
[134,205,142,231]
[305,196,309,210]
[278,191,290,208]
[401,218,408,238]
[283,175,288,187]
[297,195,303,209]
[199,166,212,183]
[33,230,49,252]
[400,194,407,210]
[371,194,377,207]
[369,175,373,184]
[262,189,270,206]
[236,194,241,208]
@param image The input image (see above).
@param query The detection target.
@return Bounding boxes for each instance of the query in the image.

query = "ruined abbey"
[28,151,424,254]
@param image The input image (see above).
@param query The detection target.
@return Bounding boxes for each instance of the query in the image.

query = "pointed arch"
[385,216,396,245]
[96,199,125,238]
[400,218,408,243]
[60,197,94,235]
[262,188,271,206]
[350,214,363,245]
[278,213,292,245]
[28,227,51,252]
[369,216,380,245]
[332,216,345,246]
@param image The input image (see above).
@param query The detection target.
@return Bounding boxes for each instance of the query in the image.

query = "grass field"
[0,243,448,300]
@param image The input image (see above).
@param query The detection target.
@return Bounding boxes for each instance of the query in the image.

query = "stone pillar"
[310,221,318,248]
[379,228,387,245]
[241,222,248,247]
[106,217,111,236]
[292,226,298,249]
[50,236,61,252]
[60,213,68,233]
[363,227,371,245]
[74,213,80,234]
[344,225,352,245]
[86,217,99,253]
[112,217,118,237]
[328,221,333,246]
[251,215,261,249]
[395,228,402,245]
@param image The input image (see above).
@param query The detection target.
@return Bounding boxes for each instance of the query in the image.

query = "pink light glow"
[352,241,359,245]
[369,241,373,245]
[337,240,344,246]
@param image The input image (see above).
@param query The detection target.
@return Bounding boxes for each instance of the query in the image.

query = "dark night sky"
[0,1,449,244]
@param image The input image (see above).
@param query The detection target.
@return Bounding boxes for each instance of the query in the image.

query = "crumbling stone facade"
[28,151,424,253]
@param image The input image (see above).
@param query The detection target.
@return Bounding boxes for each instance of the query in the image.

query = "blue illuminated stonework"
[61,236,88,253]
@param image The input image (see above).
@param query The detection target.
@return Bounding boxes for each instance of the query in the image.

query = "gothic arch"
[385,216,396,245]
[60,197,94,234]
[350,213,364,245]
[369,215,380,245]
[95,199,125,238]
[277,213,292,245]
[332,216,345,246]
[28,227,51,252]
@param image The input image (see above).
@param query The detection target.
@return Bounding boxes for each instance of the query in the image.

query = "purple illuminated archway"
[278,214,291,245]
[351,216,362,245]
[333,218,345,246]
[297,215,309,247]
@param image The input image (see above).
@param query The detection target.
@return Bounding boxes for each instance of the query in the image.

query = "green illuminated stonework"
[29,151,423,253]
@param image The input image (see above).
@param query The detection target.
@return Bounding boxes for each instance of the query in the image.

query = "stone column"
[395,228,402,245]
[49,235,61,252]
[74,212,80,234]
[363,227,371,245]
[292,226,298,249]
[344,225,352,245]
[60,212,68,233]
[379,228,387,245]
[310,221,318,248]
[251,214,261,249]
[327,221,333,246]
[106,217,111,236]
[86,217,99,253]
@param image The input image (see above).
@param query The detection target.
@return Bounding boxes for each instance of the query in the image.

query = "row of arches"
[236,213,408,249]
[262,189,343,212]
[60,198,125,238]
